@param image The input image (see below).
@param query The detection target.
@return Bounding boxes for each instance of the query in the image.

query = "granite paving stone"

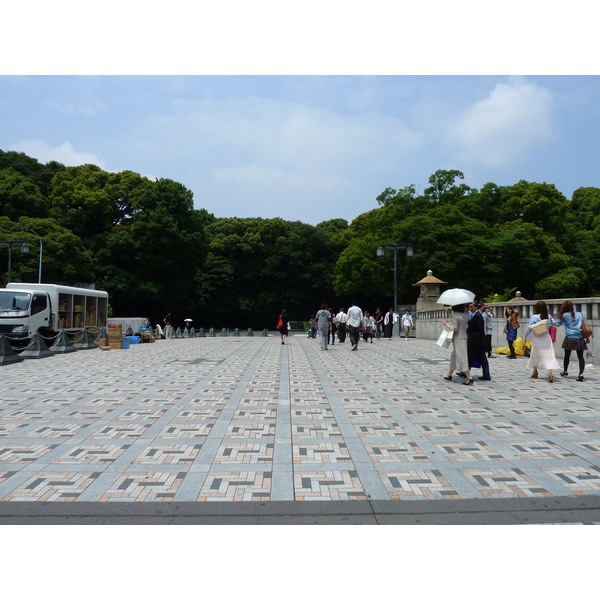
[2,334,600,523]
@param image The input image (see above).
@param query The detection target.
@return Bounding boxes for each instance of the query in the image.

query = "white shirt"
[336,311,347,323]
[402,313,413,326]
[346,305,363,327]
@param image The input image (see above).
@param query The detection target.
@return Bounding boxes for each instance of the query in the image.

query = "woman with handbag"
[441,304,473,385]
[553,300,588,381]
[503,306,520,359]
[277,309,289,345]
[523,300,560,383]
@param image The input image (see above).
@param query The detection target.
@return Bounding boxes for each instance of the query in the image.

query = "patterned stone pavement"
[1,333,600,523]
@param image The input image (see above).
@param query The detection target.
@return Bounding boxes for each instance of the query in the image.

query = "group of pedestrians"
[310,303,414,351]
[442,299,591,384]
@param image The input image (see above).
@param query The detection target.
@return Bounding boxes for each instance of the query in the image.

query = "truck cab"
[0,288,52,339]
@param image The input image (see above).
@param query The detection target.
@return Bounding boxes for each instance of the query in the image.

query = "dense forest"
[1,149,599,329]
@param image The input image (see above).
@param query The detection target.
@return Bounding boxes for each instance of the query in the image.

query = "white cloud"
[9,139,106,168]
[132,96,423,174]
[44,99,106,116]
[448,77,554,167]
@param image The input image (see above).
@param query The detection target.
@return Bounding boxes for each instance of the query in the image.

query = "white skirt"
[527,332,560,371]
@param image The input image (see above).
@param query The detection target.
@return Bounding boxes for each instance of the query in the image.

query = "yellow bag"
[495,337,531,356]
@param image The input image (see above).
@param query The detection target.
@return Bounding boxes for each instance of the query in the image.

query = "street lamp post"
[376,243,413,319]
[25,228,43,284]
[0,240,30,284]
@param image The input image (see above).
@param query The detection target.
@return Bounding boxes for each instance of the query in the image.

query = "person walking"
[482,305,494,358]
[384,307,397,340]
[441,304,473,385]
[401,309,413,340]
[277,309,289,345]
[467,301,491,381]
[309,315,317,339]
[163,311,173,339]
[373,307,384,340]
[503,306,520,359]
[316,303,331,351]
[335,308,348,343]
[553,300,588,381]
[346,301,364,351]
[523,300,560,383]
[362,311,374,343]
[327,307,336,346]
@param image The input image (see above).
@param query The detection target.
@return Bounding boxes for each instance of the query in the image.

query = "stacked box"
[108,323,123,350]
[140,331,153,343]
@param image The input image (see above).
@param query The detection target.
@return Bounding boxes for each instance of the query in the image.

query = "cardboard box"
[108,323,123,335]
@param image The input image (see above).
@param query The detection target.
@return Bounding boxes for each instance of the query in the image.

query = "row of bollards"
[0,328,101,365]
[156,327,266,339]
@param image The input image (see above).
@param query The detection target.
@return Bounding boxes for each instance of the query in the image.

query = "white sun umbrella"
[436,288,476,306]
[184,318,193,322]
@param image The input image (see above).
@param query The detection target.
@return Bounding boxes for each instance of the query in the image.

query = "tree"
[0,168,49,219]
[0,217,94,286]
[49,164,114,240]
[97,179,209,319]
[424,169,472,203]
[536,267,587,298]
[0,150,65,197]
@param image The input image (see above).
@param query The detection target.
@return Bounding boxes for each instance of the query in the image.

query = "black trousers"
[468,334,490,379]
[349,325,361,347]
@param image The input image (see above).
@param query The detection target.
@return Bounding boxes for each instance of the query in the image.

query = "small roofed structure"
[413,270,447,313]
[508,291,528,302]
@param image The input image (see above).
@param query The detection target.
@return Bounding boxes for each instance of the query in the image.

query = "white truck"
[0,283,109,340]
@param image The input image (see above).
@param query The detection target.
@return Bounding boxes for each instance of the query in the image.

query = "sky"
[3,74,600,226]
[2,3,599,227]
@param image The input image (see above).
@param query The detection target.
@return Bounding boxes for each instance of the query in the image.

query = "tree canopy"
[1,151,598,329]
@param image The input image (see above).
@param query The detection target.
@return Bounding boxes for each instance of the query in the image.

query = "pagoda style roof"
[508,291,528,302]
[413,270,447,286]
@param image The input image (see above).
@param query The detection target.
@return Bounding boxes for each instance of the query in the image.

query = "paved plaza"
[2,333,600,523]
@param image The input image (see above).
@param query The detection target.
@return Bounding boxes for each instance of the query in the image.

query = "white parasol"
[436,288,476,306]
[184,318,193,322]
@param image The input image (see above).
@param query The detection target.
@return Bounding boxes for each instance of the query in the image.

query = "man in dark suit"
[468,301,491,380]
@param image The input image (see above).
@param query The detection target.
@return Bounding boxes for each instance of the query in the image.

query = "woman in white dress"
[523,300,560,383]
[441,304,473,386]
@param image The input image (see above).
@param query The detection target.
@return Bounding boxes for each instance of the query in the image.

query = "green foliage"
[4,145,600,327]
[482,287,517,304]
[535,267,587,299]
[0,150,65,197]
[0,216,95,285]
[0,168,49,219]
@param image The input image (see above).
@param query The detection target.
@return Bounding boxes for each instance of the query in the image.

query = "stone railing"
[416,298,598,364]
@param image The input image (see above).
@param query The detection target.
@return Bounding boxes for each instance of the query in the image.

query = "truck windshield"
[0,291,31,312]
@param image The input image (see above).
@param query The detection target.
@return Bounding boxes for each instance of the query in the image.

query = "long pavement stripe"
[173,338,275,501]
[302,341,391,500]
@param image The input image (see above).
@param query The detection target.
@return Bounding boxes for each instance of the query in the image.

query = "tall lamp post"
[25,228,43,284]
[0,240,30,283]
[376,243,413,318]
